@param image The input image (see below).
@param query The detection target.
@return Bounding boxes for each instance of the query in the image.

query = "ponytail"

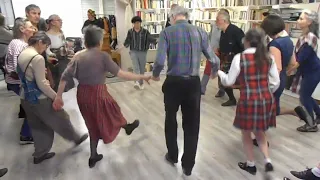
[254,42,271,68]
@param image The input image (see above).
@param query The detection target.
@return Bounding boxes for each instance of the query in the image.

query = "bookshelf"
[133,0,320,73]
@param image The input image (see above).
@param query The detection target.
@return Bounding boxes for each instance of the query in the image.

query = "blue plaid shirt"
[152,20,220,77]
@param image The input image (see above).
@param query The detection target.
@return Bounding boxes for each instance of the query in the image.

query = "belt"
[166,75,198,80]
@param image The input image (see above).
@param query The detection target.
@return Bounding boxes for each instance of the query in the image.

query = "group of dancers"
[0,3,320,180]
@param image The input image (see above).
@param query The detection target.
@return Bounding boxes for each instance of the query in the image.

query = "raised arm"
[147,30,157,44]
[102,52,151,82]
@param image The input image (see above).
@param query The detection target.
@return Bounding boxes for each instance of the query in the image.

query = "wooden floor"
[0,77,319,180]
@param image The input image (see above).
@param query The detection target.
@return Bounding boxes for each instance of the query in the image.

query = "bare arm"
[269,47,282,73]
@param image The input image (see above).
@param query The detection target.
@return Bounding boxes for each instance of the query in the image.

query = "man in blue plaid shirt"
[151,5,220,176]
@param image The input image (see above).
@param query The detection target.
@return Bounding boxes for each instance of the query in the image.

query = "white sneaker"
[140,84,144,90]
[134,82,140,90]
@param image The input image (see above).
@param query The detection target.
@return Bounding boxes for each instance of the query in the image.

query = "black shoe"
[221,100,237,107]
[75,133,89,146]
[265,163,274,172]
[238,162,257,175]
[34,152,55,164]
[283,178,291,180]
[290,168,320,179]
[252,139,269,147]
[164,153,177,166]
[0,168,8,177]
[215,90,225,98]
[89,154,103,168]
[182,167,192,176]
[124,120,140,135]
[20,136,34,145]
[297,124,318,132]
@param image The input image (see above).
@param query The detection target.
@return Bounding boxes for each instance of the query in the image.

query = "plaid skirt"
[233,98,276,131]
[77,84,127,143]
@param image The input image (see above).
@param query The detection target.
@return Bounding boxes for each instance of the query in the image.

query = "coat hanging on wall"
[101,17,111,54]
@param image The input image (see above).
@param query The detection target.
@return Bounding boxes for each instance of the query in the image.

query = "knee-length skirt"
[77,84,127,143]
[233,98,276,131]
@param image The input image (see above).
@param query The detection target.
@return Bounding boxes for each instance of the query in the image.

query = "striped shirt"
[5,39,28,84]
[123,28,157,51]
[153,20,220,77]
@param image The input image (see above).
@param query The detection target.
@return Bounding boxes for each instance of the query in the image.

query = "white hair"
[169,5,189,19]
[302,9,319,37]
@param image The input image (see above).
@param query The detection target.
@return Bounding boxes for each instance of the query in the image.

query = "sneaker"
[297,124,318,132]
[290,168,320,179]
[20,136,34,145]
[134,82,140,90]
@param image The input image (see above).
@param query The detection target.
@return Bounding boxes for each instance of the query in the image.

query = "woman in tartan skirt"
[218,28,280,175]
[53,25,151,168]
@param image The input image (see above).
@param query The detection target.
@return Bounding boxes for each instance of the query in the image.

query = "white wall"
[116,0,135,70]
[0,0,15,26]
[11,0,83,37]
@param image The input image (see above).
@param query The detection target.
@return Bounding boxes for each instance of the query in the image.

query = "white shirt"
[217,47,280,93]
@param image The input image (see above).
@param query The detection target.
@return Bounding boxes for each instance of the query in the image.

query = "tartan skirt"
[77,84,127,143]
[233,98,276,131]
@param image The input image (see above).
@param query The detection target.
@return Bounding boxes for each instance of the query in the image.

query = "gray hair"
[218,11,231,24]
[28,31,51,46]
[13,18,30,39]
[303,10,319,37]
[25,4,40,14]
[0,14,5,26]
[83,25,104,48]
[169,5,189,19]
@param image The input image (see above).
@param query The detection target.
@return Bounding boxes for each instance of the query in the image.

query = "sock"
[312,167,320,177]
[246,160,255,167]
[265,158,272,164]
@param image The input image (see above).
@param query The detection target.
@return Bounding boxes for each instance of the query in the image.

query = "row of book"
[137,11,166,22]
[193,10,248,21]
[143,24,165,34]
[136,0,165,9]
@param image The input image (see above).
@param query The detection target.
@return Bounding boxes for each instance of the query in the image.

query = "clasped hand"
[52,96,64,111]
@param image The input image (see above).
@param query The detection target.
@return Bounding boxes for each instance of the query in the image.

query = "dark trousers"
[7,83,32,138]
[300,73,320,121]
[162,76,201,169]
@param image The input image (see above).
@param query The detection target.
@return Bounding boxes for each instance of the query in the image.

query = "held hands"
[143,75,152,84]
[151,76,160,81]
[52,96,64,111]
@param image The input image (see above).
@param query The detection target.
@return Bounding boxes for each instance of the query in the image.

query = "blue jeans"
[300,73,320,121]
[7,83,33,138]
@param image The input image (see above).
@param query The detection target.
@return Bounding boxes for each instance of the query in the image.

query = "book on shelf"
[195,22,212,32]
[136,0,165,9]
[137,11,166,22]
[143,24,165,34]
[168,0,192,9]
